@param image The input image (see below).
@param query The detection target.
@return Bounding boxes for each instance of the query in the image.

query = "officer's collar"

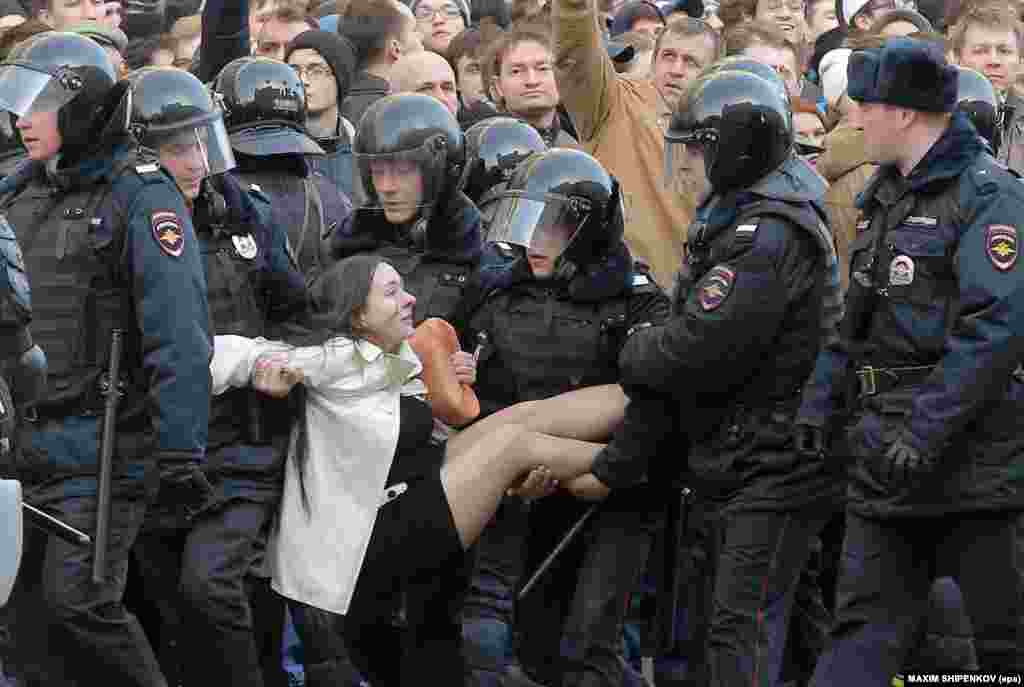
[901,111,985,191]
[45,143,133,191]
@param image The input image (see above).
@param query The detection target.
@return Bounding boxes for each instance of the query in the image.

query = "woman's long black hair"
[290,254,387,514]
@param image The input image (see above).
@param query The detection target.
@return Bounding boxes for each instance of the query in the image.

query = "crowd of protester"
[0,0,1020,684]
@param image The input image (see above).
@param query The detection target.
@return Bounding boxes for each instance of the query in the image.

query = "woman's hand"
[564,474,611,502]
[451,350,477,386]
[507,466,559,501]
[252,353,304,398]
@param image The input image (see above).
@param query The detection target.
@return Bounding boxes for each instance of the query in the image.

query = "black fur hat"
[847,37,957,113]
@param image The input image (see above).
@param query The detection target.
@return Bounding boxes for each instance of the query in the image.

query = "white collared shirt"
[211,334,426,614]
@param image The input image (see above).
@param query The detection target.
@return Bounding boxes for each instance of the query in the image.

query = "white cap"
[820,48,852,109]
[841,0,870,24]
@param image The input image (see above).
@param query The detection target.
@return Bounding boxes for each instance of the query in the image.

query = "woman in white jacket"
[211,254,624,686]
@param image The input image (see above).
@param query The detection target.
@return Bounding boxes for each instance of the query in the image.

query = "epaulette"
[134,162,161,175]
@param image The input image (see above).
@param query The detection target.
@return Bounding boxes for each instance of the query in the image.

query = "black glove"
[794,423,826,459]
[877,437,934,487]
[159,460,218,519]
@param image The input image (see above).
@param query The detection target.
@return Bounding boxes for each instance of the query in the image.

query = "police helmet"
[666,69,792,192]
[458,117,547,221]
[954,67,1000,151]
[354,93,465,215]
[119,67,236,176]
[700,56,789,99]
[0,32,118,158]
[212,56,324,157]
[487,148,624,272]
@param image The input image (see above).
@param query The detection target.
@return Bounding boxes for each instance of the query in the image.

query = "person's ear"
[490,75,504,102]
[388,38,402,63]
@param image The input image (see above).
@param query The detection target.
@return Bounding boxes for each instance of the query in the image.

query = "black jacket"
[619,157,840,509]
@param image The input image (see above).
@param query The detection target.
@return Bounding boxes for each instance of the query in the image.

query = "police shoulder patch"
[232,233,258,260]
[697,264,735,312]
[986,224,1018,271]
[151,210,184,257]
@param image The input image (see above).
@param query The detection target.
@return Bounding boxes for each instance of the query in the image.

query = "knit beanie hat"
[286,30,358,105]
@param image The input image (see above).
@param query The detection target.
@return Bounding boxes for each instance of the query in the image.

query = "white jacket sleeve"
[210,335,360,395]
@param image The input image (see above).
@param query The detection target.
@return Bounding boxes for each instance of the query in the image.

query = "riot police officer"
[340,93,485,325]
[955,66,1001,152]
[120,66,307,687]
[457,147,670,687]
[212,56,353,283]
[456,116,546,232]
[609,66,843,687]
[797,37,1024,683]
[0,32,212,686]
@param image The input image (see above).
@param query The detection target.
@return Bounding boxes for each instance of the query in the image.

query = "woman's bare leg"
[440,424,605,548]
[447,385,627,458]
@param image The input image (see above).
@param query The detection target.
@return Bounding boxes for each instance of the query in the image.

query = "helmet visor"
[156,117,237,177]
[0,64,81,118]
[487,191,586,261]
[353,141,446,213]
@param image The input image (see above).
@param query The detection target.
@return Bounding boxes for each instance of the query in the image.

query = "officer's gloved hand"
[878,436,934,487]
[794,423,826,459]
[159,459,218,518]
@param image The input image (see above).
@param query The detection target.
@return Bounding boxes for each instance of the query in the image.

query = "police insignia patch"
[151,211,184,257]
[232,234,258,260]
[698,265,735,311]
[986,224,1018,271]
[889,255,914,286]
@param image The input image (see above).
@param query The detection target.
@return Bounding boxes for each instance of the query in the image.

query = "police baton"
[656,486,693,653]
[23,502,91,547]
[517,503,599,600]
[92,328,122,584]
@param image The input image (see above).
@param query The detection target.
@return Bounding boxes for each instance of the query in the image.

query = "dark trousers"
[810,510,1024,686]
[287,602,369,687]
[687,505,829,687]
[463,498,531,686]
[7,480,165,687]
[517,491,661,687]
[132,498,282,687]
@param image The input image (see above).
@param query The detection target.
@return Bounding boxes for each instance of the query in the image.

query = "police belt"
[855,364,935,397]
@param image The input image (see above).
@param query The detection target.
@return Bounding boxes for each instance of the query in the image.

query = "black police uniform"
[213,56,355,284]
[802,112,1024,686]
[235,157,353,282]
[799,38,1024,682]
[458,242,669,687]
[0,146,211,686]
[617,153,840,687]
[132,172,307,687]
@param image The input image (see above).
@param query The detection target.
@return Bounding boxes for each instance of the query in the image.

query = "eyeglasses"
[413,3,462,20]
[290,63,333,80]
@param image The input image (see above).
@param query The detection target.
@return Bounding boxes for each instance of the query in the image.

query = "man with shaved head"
[389,49,460,115]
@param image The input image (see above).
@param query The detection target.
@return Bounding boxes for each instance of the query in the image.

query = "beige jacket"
[552,0,692,285]
[818,124,876,294]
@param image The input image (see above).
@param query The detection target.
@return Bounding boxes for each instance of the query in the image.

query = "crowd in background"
[0,0,1020,684]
